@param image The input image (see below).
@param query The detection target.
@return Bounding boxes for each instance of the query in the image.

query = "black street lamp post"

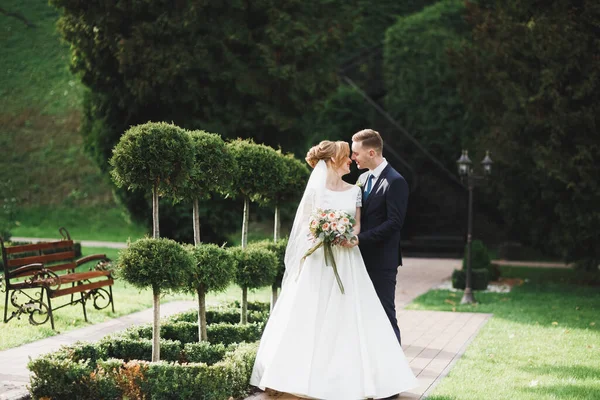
[456,150,493,304]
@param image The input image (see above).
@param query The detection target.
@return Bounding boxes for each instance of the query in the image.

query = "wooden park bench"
[0,228,115,329]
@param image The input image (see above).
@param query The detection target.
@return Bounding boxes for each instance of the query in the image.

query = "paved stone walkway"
[0,258,491,400]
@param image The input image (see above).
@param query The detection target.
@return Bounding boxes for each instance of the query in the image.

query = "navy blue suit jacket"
[357,164,409,270]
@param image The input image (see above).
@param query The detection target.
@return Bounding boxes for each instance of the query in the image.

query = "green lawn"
[0,246,271,350]
[407,267,600,400]
[13,206,147,242]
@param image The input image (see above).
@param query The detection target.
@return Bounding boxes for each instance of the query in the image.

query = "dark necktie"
[364,174,375,201]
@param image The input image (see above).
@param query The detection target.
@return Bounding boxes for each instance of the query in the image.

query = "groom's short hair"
[352,129,383,154]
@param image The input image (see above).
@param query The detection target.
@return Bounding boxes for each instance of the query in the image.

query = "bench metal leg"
[80,291,88,322]
[46,290,55,330]
[109,285,115,313]
[3,289,8,323]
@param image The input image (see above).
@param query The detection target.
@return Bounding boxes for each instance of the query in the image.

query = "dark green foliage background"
[449,0,600,267]
[384,0,482,170]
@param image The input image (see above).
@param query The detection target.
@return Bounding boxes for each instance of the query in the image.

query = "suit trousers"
[367,268,401,345]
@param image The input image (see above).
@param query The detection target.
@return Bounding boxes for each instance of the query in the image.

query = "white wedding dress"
[250,182,418,400]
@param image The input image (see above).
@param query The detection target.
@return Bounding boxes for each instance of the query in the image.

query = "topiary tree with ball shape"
[110,121,194,239]
[249,238,288,310]
[270,152,309,243]
[186,243,235,341]
[225,139,286,249]
[229,245,277,324]
[117,237,195,361]
[178,130,236,245]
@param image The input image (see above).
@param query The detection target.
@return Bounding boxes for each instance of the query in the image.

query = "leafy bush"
[229,300,271,313]
[207,322,264,346]
[174,309,267,325]
[28,354,119,400]
[29,343,259,400]
[462,240,498,280]
[183,342,227,365]
[249,238,288,287]
[28,306,265,399]
[452,268,489,291]
[101,337,182,363]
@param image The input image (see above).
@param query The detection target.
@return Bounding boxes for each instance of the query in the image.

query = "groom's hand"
[341,236,359,248]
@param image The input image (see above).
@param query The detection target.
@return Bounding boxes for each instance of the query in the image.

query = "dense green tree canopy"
[384,0,480,169]
[449,0,600,267]
[50,0,357,165]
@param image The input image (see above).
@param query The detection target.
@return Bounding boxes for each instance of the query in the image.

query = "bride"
[250,140,418,400]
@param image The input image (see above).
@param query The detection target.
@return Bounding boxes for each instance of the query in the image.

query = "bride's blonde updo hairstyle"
[305,140,350,169]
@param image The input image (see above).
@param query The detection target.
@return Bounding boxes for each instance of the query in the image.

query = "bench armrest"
[76,254,112,272]
[8,263,45,279]
[76,254,109,266]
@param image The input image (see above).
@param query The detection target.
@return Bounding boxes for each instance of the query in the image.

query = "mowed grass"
[0,246,271,350]
[13,206,147,242]
[407,267,600,400]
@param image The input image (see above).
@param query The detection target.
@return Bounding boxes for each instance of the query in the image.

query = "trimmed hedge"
[28,307,267,399]
[29,343,259,400]
[124,320,264,346]
[452,268,489,291]
[173,308,268,325]
[462,240,499,281]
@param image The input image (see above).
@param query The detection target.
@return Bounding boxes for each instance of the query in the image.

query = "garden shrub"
[182,342,227,365]
[28,343,259,400]
[452,268,489,291]
[462,240,499,280]
[207,322,264,346]
[28,307,265,399]
[101,337,182,362]
[173,308,268,325]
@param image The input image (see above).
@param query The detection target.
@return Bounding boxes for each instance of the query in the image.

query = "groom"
[350,129,409,345]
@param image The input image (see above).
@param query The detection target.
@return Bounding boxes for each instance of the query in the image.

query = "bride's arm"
[353,207,361,236]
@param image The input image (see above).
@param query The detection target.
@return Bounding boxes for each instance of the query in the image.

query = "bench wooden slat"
[57,270,112,284]
[5,240,74,255]
[7,251,76,268]
[51,279,114,298]
[45,262,77,273]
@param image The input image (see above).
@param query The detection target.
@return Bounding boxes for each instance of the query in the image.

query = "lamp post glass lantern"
[456,150,493,304]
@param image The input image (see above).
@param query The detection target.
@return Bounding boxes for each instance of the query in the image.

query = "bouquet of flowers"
[302,208,356,294]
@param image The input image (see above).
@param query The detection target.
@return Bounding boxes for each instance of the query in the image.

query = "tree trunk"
[241,196,249,249]
[152,287,161,362]
[241,286,248,324]
[271,285,278,311]
[197,285,208,341]
[193,197,201,245]
[152,182,160,239]
[273,203,281,242]
[240,197,250,323]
